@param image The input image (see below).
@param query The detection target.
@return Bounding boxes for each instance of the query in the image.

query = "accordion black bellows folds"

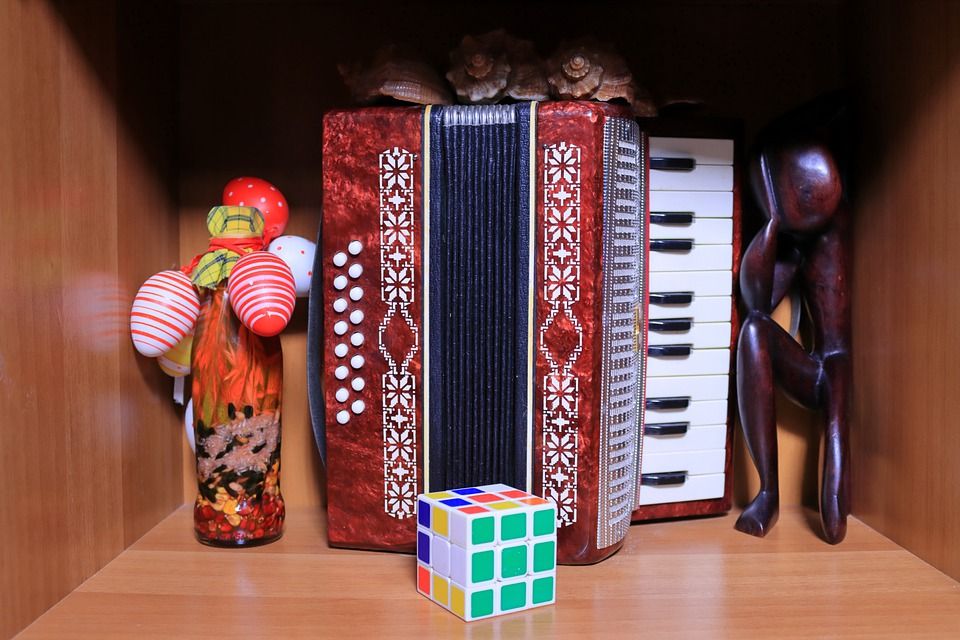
[427,105,534,492]
[310,100,746,565]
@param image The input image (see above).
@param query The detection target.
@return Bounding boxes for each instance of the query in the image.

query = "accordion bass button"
[335,388,349,403]
[349,287,363,301]
[335,366,349,380]
[334,343,348,358]
[350,310,364,324]
[348,264,363,278]
[333,321,348,335]
[351,399,365,414]
[336,410,350,425]
[333,298,347,313]
[333,275,348,290]
[332,252,347,267]
[352,377,365,391]
[348,240,363,255]
[350,355,365,369]
[350,332,364,347]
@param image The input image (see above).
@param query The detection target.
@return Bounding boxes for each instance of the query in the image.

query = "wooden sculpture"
[339,45,453,106]
[736,95,851,544]
[446,30,549,103]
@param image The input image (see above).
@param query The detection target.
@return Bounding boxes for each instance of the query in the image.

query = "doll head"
[751,137,842,235]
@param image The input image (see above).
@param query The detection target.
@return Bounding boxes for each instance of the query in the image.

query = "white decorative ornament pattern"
[540,141,583,527]
[378,147,419,520]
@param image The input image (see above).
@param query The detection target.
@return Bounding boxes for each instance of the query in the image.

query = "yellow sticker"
[433,574,449,607]
[450,584,465,617]
[487,501,521,511]
[432,505,449,536]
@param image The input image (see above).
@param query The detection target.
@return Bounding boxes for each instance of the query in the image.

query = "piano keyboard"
[638,135,736,507]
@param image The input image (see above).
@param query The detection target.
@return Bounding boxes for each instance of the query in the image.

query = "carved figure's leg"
[819,353,850,543]
[736,313,820,537]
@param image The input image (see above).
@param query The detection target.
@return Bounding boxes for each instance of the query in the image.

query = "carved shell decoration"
[547,38,656,116]
[340,46,452,106]
[447,30,548,104]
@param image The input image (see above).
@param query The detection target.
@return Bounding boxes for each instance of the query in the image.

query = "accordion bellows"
[317,101,647,564]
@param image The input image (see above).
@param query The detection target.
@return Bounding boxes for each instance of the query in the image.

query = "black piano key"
[650,157,696,171]
[649,291,694,305]
[649,212,694,225]
[648,344,693,357]
[651,239,694,252]
[641,472,687,486]
[644,422,689,436]
[649,318,693,332]
[645,396,691,410]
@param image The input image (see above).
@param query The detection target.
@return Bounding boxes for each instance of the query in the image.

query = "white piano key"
[650,217,733,245]
[641,448,727,475]
[650,243,732,272]
[649,137,735,165]
[646,348,731,377]
[642,424,728,455]
[651,165,733,191]
[650,191,734,218]
[650,270,734,297]
[645,398,729,426]
[645,374,729,402]
[649,296,732,323]
[636,472,726,506]
[648,321,732,349]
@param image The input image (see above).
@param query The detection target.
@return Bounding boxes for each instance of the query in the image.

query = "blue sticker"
[451,487,482,496]
[440,497,472,507]
[417,500,431,527]
[417,530,431,564]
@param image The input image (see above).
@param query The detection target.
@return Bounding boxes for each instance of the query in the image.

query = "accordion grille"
[597,117,646,549]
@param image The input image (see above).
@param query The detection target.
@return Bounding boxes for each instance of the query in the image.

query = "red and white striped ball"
[130,270,200,357]
[227,252,296,337]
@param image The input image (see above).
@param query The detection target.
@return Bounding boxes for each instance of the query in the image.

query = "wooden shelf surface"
[18,506,960,639]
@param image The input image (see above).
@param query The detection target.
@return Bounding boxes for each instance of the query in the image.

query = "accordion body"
[318,102,647,564]
[313,102,740,564]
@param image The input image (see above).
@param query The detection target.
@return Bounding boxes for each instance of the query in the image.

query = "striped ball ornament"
[227,251,296,337]
[130,270,201,357]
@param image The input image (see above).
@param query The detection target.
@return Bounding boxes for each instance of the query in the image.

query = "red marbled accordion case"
[319,102,648,564]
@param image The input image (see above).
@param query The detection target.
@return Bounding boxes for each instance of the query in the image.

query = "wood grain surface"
[0,2,180,637]
[19,506,960,639]
[849,0,960,581]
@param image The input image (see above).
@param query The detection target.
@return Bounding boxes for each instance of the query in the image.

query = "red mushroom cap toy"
[222,176,289,241]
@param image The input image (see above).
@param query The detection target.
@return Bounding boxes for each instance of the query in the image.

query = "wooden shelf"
[19,507,960,638]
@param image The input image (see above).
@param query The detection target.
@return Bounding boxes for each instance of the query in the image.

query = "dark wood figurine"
[736,96,851,544]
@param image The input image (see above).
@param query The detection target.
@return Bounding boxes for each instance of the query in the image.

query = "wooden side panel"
[0,1,180,636]
[849,0,960,580]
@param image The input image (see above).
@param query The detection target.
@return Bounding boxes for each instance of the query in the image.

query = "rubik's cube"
[416,484,557,621]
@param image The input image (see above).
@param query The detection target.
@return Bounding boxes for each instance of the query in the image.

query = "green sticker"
[532,576,554,604]
[501,512,526,541]
[533,540,556,572]
[500,544,528,579]
[471,549,494,583]
[500,581,527,611]
[472,516,495,545]
[533,508,555,536]
[471,589,494,618]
